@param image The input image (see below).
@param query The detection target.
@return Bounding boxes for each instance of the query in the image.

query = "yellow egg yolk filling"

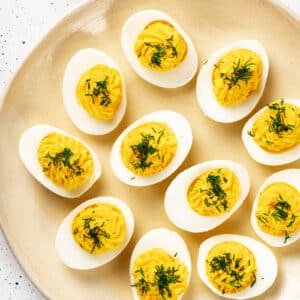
[250,100,300,152]
[76,64,122,121]
[131,248,188,300]
[255,182,300,243]
[38,132,94,190]
[120,122,178,176]
[187,168,240,216]
[212,49,263,106]
[206,241,257,294]
[134,20,187,71]
[71,203,126,254]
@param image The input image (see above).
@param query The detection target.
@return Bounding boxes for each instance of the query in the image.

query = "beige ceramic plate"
[1,0,300,299]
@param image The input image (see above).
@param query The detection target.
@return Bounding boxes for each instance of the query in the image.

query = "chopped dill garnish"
[85,76,111,106]
[131,268,151,296]
[267,101,295,137]
[248,130,255,137]
[44,147,84,177]
[144,35,178,67]
[131,265,181,299]
[81,218,110,253]
[250,272,256,287]
[201,173,228,212]
[209,253,248,291]
[271,195,290,221]
[130,134,158,171]
[220,59,255,88]
[284,231,290,244]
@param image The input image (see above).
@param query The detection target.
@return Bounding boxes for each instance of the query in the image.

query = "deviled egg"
[121,10,198,88]
[197,234,278,299]
[63,48,126,135]
[56,196,134,270]
[196,40,269,123]
[164,160,250,232]
[130,228,191,300]
[19,124,101,198]
[242,98,300,165]
[110,110,193,186]
[251,169,300,247]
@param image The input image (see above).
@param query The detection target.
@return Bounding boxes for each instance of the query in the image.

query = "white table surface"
[1,0,300,299]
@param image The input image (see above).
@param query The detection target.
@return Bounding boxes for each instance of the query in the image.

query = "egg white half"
[121,9,198,88]
[197,234,278,299]
[242,98,300,166]
[63,48,127,135]
[164,160,250,233]
[18,124,101,198]
[110,110,193,186]
[130,228,191,300]
[196,40,269,123]
[56,196,134,270]
[251,169,300,247]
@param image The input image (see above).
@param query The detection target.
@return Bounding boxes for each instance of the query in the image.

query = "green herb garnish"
[130,134,158,171]
[85,76,111,106]
[44,147,84,177]
[250,272,256,287]
[209,253,249,291]
[143,35,178,67]
[131,265,181,299]
[201,173,228,212]
[220,59,255,88]
[81,218,110,253]
[267,101,295,137]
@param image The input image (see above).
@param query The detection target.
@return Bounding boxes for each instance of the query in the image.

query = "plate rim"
[0,0,299,298]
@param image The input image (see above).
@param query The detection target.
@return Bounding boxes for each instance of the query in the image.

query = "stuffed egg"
[130,228,191,300]
[164,160,250,232]
[110,110,193,186]
[19,124,101,198]
[121,9,198,88]
[251,169,300,247]
[63,48,126,135]
[56,196,134,269]
[196,40,269,123]
[242,98,300,165]
[197,234,278,299]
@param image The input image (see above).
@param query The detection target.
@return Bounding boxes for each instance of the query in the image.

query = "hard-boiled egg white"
[121,9,198,88]
[196,40,269,123]
[164,160,250,233]
[130,228,191,300]
[251,169,300,247]
[197,234,278,299]
[63,48,127,135]
[242,98,300,166]
[110,110,192,186]
[56,196,134,270]
[19,124,101,198]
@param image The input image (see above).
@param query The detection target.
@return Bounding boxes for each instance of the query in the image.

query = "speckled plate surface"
[0,0,299,299]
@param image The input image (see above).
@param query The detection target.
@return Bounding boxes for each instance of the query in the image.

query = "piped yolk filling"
[76,64,122,121]
[187,168,240,216]
[72,203,126,254]
[135,20,187,71]
[212,49,262,106]
[38,132,94,189]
